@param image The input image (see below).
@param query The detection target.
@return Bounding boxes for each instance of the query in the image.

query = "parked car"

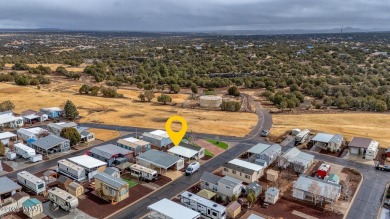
[185,162,200,175]
[261,130,270,137]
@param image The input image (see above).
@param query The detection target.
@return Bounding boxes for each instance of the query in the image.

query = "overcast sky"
[1,0,390,31]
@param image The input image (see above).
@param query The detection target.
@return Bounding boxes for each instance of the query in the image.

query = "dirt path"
[194,139,225,156]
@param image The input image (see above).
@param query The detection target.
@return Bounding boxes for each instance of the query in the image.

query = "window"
[232,170,236,174]
[212,211,218,217]
[226,186,230,189]
[38,183,44,189]
[223,168,228,172]
[245,175,251,179]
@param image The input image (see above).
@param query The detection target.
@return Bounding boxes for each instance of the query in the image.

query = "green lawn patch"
[205,149,214,157]
[122,178,138,188]
[207,139,228,150]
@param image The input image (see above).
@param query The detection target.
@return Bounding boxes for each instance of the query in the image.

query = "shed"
[67,182,84,197]
[266,169,279,182]
[197,189,216,200]
[227,201,241,218]
[327,173,340,184]
[116,162,132,172]
[247,182,262,198]
[265,187,279,204]
[22,198,43,218]
[57,175,73,190]
[11,192,30,209]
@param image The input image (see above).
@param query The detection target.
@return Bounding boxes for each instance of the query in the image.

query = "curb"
[104,141,234,219]
[342,169,364,219]
[377,182,389,219]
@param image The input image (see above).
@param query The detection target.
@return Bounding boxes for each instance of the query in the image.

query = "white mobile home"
[311,133,343,152]
[58,159,86,181]
[17,127,48,142]
[0,131,17,146]
[0,111,24,129]
[17,171,46,194]
[47,187,79,211]
[67,155,107,180]
[14,143,36,159]
[117,137,151,155]
[180,191,226,219]
[147,198,201,219]
[130,164,158,181]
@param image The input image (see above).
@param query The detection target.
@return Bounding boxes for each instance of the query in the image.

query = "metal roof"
[0,131,16,139]
[219,176,242,187]
[247,143,271,154]
[265,187,279,196]
[117,137,150,148]
[67,182,83,191]
[94,172,127,190]
[90,144,132,159]
[200,172,221,185]
[22,198,41,208]
[149,130,169,138]
[261,144,281,156]
[168,145,198,159]
[17,127,47,136]
[227,201,241,211]
[147,198,200,219]
[197,189,216,199]
[312,133,343,144]
[31,135,69,150]
[282,147,314,166]
[223,159,263,175]
[349,137,373,149]
[181,191,226,213]
[0,176,21,195]
[247,182,262,192]
[104,167,120,176]
[293,175,341,201]
[41,107,62,112]
[68,155,107,169]
[136,149,181,169]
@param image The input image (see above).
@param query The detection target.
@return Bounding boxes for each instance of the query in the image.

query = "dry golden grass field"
[87,128,120,141]
[0,83,257,137]
[4,63,85,72]
[272,113,390,147]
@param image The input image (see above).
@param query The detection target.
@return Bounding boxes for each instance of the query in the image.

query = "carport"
[136,149,184,174]
[168,145,199,161]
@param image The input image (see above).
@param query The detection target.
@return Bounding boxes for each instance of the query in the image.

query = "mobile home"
[180,191,226,219]
[14,143,36,159]
[58,159,86,181]
[17,171,46,194]
[47,187,79,211]
[129,164,158,181]
[295,129,310,144]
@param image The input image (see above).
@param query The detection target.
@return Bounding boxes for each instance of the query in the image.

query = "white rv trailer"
[130,164,158,181]
[47,187,79,212]
[180,191,226,219]
[57,159,86,181]
[295,129,310,144]
[17,171,46,194]
[14,143,36,158]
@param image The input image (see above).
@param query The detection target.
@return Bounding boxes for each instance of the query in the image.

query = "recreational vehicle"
[129,164,158,181]
[14,143,36,159]
[295,129,310,144]
[180,191,226,219]
[17,171,46,194]
[57,159,86,181]
[47,187,79,211]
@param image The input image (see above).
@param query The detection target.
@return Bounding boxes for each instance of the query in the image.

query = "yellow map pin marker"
[165,115,187,146]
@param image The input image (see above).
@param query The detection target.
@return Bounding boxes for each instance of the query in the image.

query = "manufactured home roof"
[94,172,127,190]
[21,110,37,116]
[90,144,132,159]
[168,145,198,159]
[200,172,221,185]
[293,175,341,200]
[14,143,35,153]
[117,137,150,148]
[248,182,262,192]
[181,191,226,212]
[197,189,216,199]
[312,133,343,144]
[282,147,314,166]
[261,144,281,156]
[223,159,263,175]
[58,175,72,184]
[137,149,181,169]
[17,127,47,136]
[0,131,16,139]
[219,176,242,188]
[67,182,83,191]
[247,143,271,154]
[58,159,84,171]
[147,198,201,219]
[32,135,69,150]
[104,167,120,176]
[68,155,107,169]
[0,176,22,195]
[349,137,373,148]
[149,130,169,138]
[41,107,62,112]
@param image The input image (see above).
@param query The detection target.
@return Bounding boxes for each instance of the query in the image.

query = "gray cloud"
[0,0,389,31]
